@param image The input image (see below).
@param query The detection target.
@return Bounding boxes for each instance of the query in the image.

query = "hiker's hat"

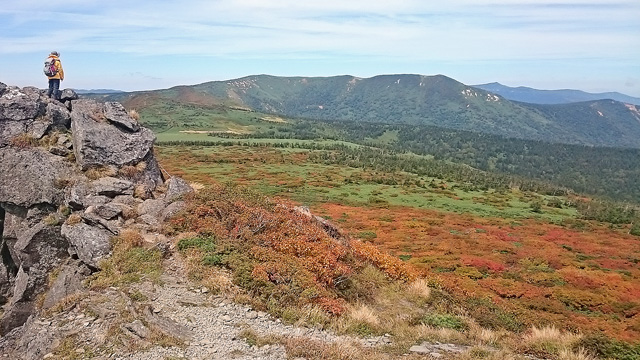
[50,51,59,56]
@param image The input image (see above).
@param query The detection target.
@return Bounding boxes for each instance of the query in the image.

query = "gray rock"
[42,262,89,309]
[48,146,69,156]
[27,119,50,139]
[92,203,123,220]
[13,222,69,270]
[67,180,92,210]
[122,320,150,339]
[164,176,193,201]
[0,316,58,359]
[0,81,6,96]
[0,148,74,207]
[0,301,34,336]
[80,211,121,235]
[104,102,140,132]
[92,176,134,197]
[70,99,155,170]
[0,118,27,147]
[45,101,71,130]
[138,199,166,218]
[59,89,78,102]
[61,222,112,268]
[143,306,193,341]
[161,200,185,221]
[409,345,430,354]
[0,86,46,122]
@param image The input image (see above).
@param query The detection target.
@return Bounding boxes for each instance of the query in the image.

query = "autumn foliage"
[319,203,640,341]
[167,184,415,316]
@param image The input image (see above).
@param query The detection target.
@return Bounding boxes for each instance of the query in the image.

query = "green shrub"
[464,297,524,332]
[398,254,412,262]
[419,312,467,330]
[177,236,217,252]
[357,231,377,240]
[576,334,640,360]
[202,254,224,266]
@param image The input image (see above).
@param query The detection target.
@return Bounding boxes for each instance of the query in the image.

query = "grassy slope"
[138,102,640,358]
[156,144,640,343]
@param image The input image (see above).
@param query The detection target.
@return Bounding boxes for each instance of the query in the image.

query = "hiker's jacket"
[47,56,64,81]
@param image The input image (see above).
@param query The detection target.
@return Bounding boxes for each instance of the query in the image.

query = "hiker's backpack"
[43,57,58,77]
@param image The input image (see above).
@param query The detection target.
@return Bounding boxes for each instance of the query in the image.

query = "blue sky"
[1,1,639,96]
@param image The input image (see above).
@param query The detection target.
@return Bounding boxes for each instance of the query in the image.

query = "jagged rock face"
[0,148,74,207]
[71,99,156,170]
[0,81,191,337]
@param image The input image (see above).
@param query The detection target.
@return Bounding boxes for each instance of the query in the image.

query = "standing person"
[45,51,64,100]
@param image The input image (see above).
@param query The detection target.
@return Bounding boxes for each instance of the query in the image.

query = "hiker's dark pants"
[48,79,60,100]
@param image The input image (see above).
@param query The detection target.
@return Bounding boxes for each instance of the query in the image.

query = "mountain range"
[97,74,640,148]
[473,82,640,106]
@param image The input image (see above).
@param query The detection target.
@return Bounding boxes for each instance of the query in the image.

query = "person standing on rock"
[45,51,64,100]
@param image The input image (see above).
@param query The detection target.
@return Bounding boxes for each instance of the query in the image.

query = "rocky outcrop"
[0,81,192,341]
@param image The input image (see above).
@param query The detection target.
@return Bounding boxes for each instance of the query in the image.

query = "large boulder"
[0,148,74,207]
[70,99,155,170]
[0,86,46,122]
[61,222,112,269]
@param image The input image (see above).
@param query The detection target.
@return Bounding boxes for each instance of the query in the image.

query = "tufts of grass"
[519,325,582,358]
[88,230,162,289]
[133,184,149,199]
[84,165,117,180]
[237,328,281,348]
[129,109,140,121]
[53,177,74,189]
[406,278,432,300]
[10,133,38,148]
[51,335,95,360]
[43,213,62,226]
[65,213,83,226]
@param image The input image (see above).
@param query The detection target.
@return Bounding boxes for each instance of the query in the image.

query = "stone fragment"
[92,177,134,197]
[104,102,140,132]
[59,89,78,102]
[164,176,194,201]
[121,320,150,339]
[143,306,193,341]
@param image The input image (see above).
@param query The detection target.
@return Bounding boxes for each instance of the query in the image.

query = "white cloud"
[1,1,638,94]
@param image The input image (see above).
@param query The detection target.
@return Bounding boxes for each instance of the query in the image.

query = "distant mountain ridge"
[472,82,640,105]
[98,74,640,148]
[75,88,124,95]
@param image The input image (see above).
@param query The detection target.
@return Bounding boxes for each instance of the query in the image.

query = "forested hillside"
[98,74,640,148]
[244,120,640,204]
